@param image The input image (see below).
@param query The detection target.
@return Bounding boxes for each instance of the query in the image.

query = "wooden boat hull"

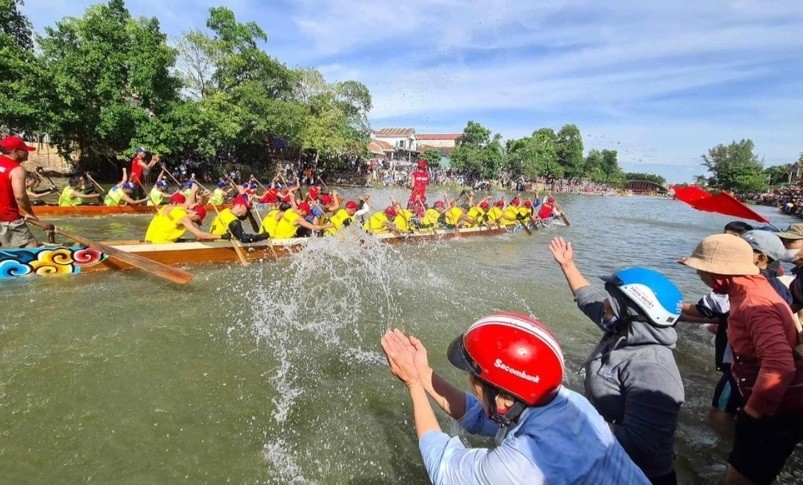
[34,204,230,218]
[0,225,510,279]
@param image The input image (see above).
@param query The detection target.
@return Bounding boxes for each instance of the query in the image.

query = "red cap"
[191,205,207,223]
[524,200,533,208]
[384,206,397,218]
[345,201,358,211]
[0,135,35,152]
[479,201,490,211]
[510,197,521,207]
[170,193,186,204]
[434,200,445,209]
[297,202,311,215]
[495,199,505,207]
[417,160,427,169]
[308,186,319,199]
[232,195,250,208]
[321,194,333,205]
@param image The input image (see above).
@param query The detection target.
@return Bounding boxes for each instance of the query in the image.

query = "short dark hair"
[724,221,753,235]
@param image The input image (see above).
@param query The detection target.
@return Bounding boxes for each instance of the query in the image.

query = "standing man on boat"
[0,135,39,247]
[129,148,159,197]
[407,160,430,216]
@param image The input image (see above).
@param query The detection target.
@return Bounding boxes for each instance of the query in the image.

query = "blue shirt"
[418,387,649,485]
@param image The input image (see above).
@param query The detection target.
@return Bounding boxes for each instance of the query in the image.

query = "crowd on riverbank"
[749,186,803,220]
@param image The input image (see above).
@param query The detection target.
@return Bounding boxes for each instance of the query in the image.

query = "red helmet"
[417,160,427,169]
[384,206,397,218]
[448,312,564,407]
[320,194,333,205]
[434,200,445,209]
[524,200,533,208]
[546,196,555,204]
[190,205,207,224]
[170,193,186,204]
[308,186,319,199]
[345,200,358,211]
[510,197,521,207]
[494,199,505,208]
[297,202,311,215]
[479,201,490,211]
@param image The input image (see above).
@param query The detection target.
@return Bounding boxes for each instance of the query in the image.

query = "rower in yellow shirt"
[273,202,332,239]
[104,168,148,206]
[365,206,401,235]
[209,196,269,243]
[58,176,102,206]
[144,193,220,243]
[487,199,505,225]
[325,200,359,236]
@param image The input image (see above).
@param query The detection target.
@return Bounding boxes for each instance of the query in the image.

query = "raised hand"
[549,236,574,266]
[408,335,430,378]
[380,329,421,388]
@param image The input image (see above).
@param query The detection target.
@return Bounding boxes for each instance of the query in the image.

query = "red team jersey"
[0,155,21,222]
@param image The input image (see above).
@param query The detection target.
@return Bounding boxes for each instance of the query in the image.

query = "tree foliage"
[702,139,767,193]
[0,0,33,51]
[450,121,504,179]
[625,172,666,185]
[420,148,442,169]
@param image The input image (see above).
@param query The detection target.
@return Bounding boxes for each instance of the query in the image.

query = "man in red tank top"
[0,135,38,247]
[407,159,430,216]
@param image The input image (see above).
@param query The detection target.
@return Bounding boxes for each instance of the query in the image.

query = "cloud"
[21,0,803,182]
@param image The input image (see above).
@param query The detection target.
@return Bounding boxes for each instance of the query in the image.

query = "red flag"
[670,185,770,224]
[670,184,711,203]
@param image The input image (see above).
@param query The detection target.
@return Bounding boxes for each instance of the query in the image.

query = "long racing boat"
[0,224,520,280]
[33,203,231,218]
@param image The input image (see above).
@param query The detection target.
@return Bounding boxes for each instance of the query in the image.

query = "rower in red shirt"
[0,135,38,247]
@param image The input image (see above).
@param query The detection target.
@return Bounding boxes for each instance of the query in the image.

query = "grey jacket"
[575,285,685,480]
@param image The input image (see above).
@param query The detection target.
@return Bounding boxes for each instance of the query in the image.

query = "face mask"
[783,248,801,263]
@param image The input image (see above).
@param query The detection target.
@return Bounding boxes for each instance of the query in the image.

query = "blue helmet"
[156,180,168,188]
[217,180,227,188]
[601,267,682,327]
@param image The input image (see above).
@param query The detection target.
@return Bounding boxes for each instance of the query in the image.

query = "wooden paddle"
[193,180,249,266]
[552,197,571,226]
[26,218,194,284]
[35,167,59,191]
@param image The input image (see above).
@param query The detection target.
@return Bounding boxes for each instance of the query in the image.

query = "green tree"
[506,131,562,179]
[0,0,33,51]
[702,139,766,192]
[584,149,605,182]
[421,148,443,169]
[555,124,584,178]
[451,121,504,179]
[624,172,666,185]
[39,0,180,170]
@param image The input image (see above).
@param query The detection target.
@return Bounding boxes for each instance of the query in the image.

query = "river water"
[2,188,802,483]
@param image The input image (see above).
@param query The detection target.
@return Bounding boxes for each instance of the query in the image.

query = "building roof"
[374,128,416,137]
[373,139,393,150]
[416,133,461,141]
[368,141,386,155]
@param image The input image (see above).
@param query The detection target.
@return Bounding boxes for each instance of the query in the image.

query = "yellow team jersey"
[145,206,189,244]
[420,208,441,229]
[501,206,520,226]
[209,188,226,205]
[147,187,164,206]
[103,186,125,206]
[487,206,503,223]
[209,208,238,235]
[393,214,412,233]
[364,212,391,234]
[444,207,463,226]
[58,187,83,207]
[325,209,354,236]
[465,207,486,227]
[261,209,281,237]
[274,209,302,239]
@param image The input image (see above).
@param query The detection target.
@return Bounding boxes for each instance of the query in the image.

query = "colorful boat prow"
[0,246,108,278]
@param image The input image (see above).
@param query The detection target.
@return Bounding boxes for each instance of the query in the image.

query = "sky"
[21,0,803,182]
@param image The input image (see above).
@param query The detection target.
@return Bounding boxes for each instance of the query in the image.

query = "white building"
[371,128,418,152]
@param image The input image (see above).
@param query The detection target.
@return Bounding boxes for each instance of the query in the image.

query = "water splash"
[246,228,447,480]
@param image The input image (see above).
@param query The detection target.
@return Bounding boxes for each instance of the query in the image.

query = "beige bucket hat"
[680,233,759,275]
